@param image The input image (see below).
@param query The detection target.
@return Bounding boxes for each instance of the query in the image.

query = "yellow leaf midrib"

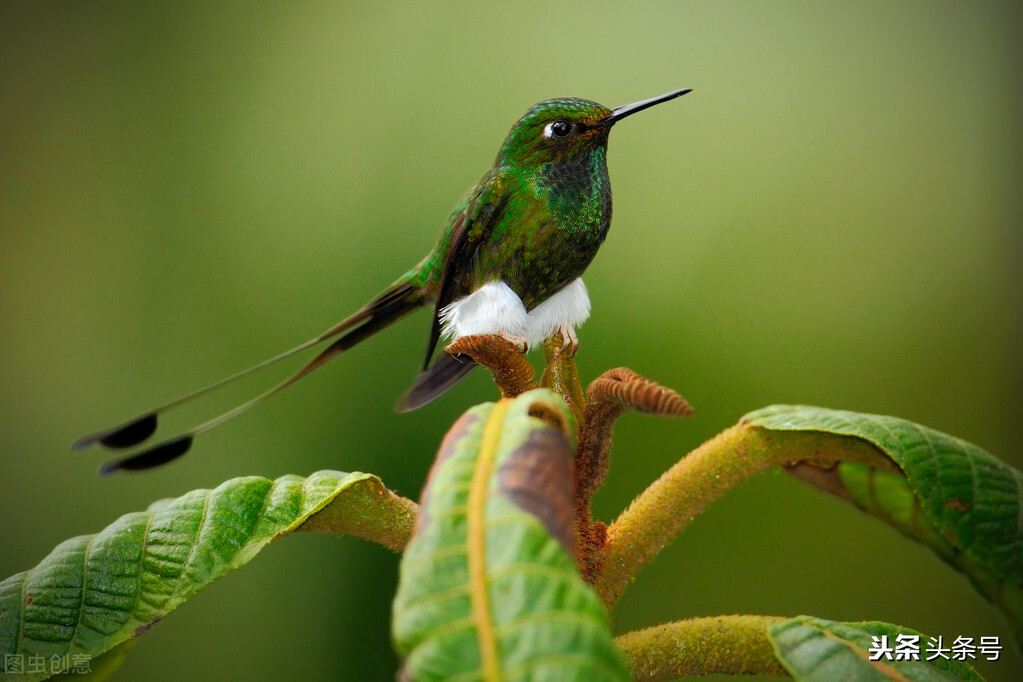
[468,399,510,682]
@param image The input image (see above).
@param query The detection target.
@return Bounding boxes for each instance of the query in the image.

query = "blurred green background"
[2,2,1020,680]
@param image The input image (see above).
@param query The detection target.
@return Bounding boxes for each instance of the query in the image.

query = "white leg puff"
[440,278,591,350]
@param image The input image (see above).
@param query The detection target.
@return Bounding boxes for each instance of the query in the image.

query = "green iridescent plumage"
[404,98,615,310]
[77,89,691,472]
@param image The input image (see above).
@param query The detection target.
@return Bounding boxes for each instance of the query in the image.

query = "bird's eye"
[544,120,573,139]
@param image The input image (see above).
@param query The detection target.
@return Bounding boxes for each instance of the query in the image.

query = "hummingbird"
[74,88,692,473]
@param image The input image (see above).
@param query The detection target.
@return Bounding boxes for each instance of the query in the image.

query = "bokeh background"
[2,2,1021,680]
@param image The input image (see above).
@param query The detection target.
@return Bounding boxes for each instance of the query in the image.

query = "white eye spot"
[542,120,573,139]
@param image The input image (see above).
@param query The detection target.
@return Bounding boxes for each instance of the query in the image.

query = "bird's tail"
[76,279,424,472]
[395,352,478,412]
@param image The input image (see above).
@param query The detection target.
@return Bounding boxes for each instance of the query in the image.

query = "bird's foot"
[498,330,529,353]
[558,323,579,357]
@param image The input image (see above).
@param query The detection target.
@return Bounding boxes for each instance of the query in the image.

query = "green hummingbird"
[75,88,691,473]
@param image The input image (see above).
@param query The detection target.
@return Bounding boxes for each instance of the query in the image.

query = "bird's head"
[495,89,691,170]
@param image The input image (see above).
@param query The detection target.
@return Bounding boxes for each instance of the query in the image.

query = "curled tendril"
[586,367,693,417]
[573,368,693,583]
[579,368,693,501]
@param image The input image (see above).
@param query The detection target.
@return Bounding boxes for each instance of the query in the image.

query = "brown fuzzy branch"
[578,368,692,503]
[574,368,693,583]
[446,334,536,398]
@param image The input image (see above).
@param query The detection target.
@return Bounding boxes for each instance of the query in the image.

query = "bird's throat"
[535,147,612,236]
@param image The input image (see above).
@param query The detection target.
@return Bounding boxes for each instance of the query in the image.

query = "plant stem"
[616,615,789,680]
[541,334,586,426]
[593,423,889,606]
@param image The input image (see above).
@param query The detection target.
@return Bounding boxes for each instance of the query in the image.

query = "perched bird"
[75,88,691,473]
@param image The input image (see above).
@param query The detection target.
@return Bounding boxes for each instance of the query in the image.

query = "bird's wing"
[422,171,509,368]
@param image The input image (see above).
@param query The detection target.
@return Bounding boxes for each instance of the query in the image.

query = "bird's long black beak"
[609,88,692,124]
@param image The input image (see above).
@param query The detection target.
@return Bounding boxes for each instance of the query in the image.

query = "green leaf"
[0,470,381,681]
[745,406,1023,638]
[768,616,986,681]
[393,389,629,682]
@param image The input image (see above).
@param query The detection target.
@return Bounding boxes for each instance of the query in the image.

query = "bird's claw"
[558,324,579,357]
[498,330,529,353]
